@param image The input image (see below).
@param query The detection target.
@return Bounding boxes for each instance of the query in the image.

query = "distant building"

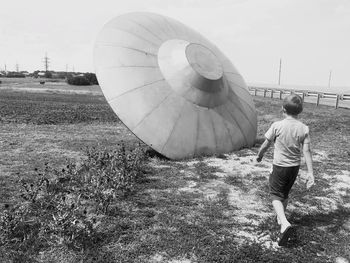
[20,71,30,76]
[37,72,46,78]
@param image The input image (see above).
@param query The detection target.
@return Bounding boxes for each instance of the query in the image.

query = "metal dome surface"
[94,12,257,159]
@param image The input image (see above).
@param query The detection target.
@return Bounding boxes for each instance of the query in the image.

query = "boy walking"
[256,94,314,246]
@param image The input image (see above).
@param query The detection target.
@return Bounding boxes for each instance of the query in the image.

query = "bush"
[44,71,52,79]
[66,73,98,86]
[56,72,68,79]
[67,76,91,86]
[0,144,148,261]
[84,73,99,85]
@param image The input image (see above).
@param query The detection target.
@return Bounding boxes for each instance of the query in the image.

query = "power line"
[43,52,50,72]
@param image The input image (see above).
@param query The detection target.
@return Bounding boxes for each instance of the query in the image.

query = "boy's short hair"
[283,94,303,115]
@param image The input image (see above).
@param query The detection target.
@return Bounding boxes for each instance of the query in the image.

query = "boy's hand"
[256,155,262,162]
[306,172,315,189]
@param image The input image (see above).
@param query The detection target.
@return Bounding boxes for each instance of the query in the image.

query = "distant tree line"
[0,70,99,86]
[2,72,26,78]
[32,70,66,79]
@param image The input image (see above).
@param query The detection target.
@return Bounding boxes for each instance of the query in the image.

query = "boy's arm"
[256,139,272,162]
[257,123,275,162]
[303,141,314,188]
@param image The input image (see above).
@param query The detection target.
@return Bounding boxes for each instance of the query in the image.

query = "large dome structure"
[94,12,257,160]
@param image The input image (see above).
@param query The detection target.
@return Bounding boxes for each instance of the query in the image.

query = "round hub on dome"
[158,39,228,108]
[185,43,223,81]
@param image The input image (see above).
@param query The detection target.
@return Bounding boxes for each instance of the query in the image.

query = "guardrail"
[248,86,350,109]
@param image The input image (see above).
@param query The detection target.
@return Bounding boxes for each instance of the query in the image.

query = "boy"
[256,94,314,246]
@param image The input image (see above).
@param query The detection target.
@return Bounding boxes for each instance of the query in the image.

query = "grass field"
[0,83,349,262]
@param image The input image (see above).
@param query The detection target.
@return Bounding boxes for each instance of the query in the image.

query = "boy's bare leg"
[272,200,291,232]
[276,199,288,225]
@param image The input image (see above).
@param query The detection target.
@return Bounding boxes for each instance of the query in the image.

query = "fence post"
[254,88,257,96]
[301,92,305,103]
[270,89,274,98]
[316,94,320,106]
[279,90,282,100]
[335,95,340,109]
[263,89,266,97]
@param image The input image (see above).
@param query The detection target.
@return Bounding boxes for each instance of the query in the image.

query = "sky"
[1,0,350,89]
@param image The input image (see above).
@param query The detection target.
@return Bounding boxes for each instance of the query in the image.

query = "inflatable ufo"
[94,12,257,160]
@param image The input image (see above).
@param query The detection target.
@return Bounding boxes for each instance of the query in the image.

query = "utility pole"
[4,64,7,74]
[43,52,50,72]
[15,63,19,72]
[278,58,282,85]
[65,64,69,79]
[328,70,332,90]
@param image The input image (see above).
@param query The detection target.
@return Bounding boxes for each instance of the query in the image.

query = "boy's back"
[265,116,310,167]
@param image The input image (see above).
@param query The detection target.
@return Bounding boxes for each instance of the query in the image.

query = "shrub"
[44,71,52,79]
[66,73,99,86]
[67,76,91,86]
[56,72,68,79]
[84,73,99,85]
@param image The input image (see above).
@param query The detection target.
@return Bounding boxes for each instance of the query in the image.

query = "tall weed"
[0,143,148,261]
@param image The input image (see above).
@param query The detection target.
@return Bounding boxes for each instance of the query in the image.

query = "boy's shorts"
[269,165,300,201]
